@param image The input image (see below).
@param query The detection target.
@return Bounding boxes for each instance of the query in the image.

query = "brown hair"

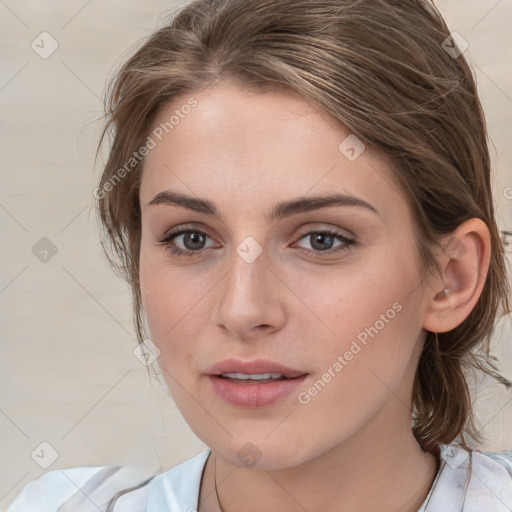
[96,0,510,453]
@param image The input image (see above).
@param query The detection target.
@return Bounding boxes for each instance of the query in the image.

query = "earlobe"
[422,218,491,334]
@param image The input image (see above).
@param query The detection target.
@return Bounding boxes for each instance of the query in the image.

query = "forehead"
[139,82,407,221]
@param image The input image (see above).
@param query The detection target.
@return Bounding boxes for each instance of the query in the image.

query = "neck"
[199,403,439,512]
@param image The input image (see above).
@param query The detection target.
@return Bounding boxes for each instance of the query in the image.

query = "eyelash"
[156,226,356,258]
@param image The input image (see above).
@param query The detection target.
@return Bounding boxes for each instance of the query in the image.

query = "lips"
[205,358,309,408]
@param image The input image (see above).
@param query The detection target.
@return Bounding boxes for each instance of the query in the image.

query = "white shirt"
[7,443,512,511]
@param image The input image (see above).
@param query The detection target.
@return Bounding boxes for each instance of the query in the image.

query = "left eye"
[157,228,356,257]
[294,230,356,256]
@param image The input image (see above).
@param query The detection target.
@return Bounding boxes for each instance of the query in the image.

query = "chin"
[204,430,319,471]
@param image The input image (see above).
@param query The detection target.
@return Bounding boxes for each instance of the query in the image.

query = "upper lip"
[206,358,307,378]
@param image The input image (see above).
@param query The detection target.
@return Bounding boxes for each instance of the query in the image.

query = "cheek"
[139,250,203,369]
[295,298,421,449]
[293,247,424,421]
[293,248,422,389]
[293,248,421,359]
[139,256,215,431]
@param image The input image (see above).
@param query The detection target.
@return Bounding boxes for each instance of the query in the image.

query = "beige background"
[1,0,511,509]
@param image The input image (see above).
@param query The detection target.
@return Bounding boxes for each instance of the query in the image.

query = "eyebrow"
[147,190,379,221]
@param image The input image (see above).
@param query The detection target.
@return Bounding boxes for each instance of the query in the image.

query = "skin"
[138,81,491,512]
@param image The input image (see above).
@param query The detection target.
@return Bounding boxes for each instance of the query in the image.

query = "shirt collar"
[147,449,210,512]
[147,444,512,512]
[419,443,512,511]
[418,444,472,511]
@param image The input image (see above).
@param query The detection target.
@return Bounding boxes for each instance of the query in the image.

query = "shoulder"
[479,448,512,478]
[6,465,155,512]
[424,443,512,512]
[6,451,211,512]
[466,448,512,509]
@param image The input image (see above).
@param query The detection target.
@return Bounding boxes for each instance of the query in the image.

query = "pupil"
[184,232,205,250]
[311,233,333,251]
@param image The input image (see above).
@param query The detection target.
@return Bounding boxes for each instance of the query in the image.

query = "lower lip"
[208,375,308,408]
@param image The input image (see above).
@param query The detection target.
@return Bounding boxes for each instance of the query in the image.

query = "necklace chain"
[214,454,225,512]
[212,449,449,512]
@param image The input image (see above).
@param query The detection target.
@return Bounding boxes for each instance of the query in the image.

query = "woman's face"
[139,82,432,470]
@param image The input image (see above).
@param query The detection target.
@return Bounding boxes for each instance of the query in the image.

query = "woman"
[8,0,512,510]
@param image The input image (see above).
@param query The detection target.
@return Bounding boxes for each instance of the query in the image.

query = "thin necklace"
[214,449,454,512]
[214,454,226,512]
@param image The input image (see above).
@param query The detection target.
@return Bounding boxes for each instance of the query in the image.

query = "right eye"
[157,228,217,257]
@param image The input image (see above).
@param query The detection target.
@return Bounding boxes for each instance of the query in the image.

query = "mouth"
[218,372,295,384]
[205,359,309,408]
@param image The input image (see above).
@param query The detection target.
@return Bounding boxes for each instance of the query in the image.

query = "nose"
[211,243,287,340]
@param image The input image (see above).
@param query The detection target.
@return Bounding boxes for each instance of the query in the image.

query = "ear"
[422,218,491,333]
